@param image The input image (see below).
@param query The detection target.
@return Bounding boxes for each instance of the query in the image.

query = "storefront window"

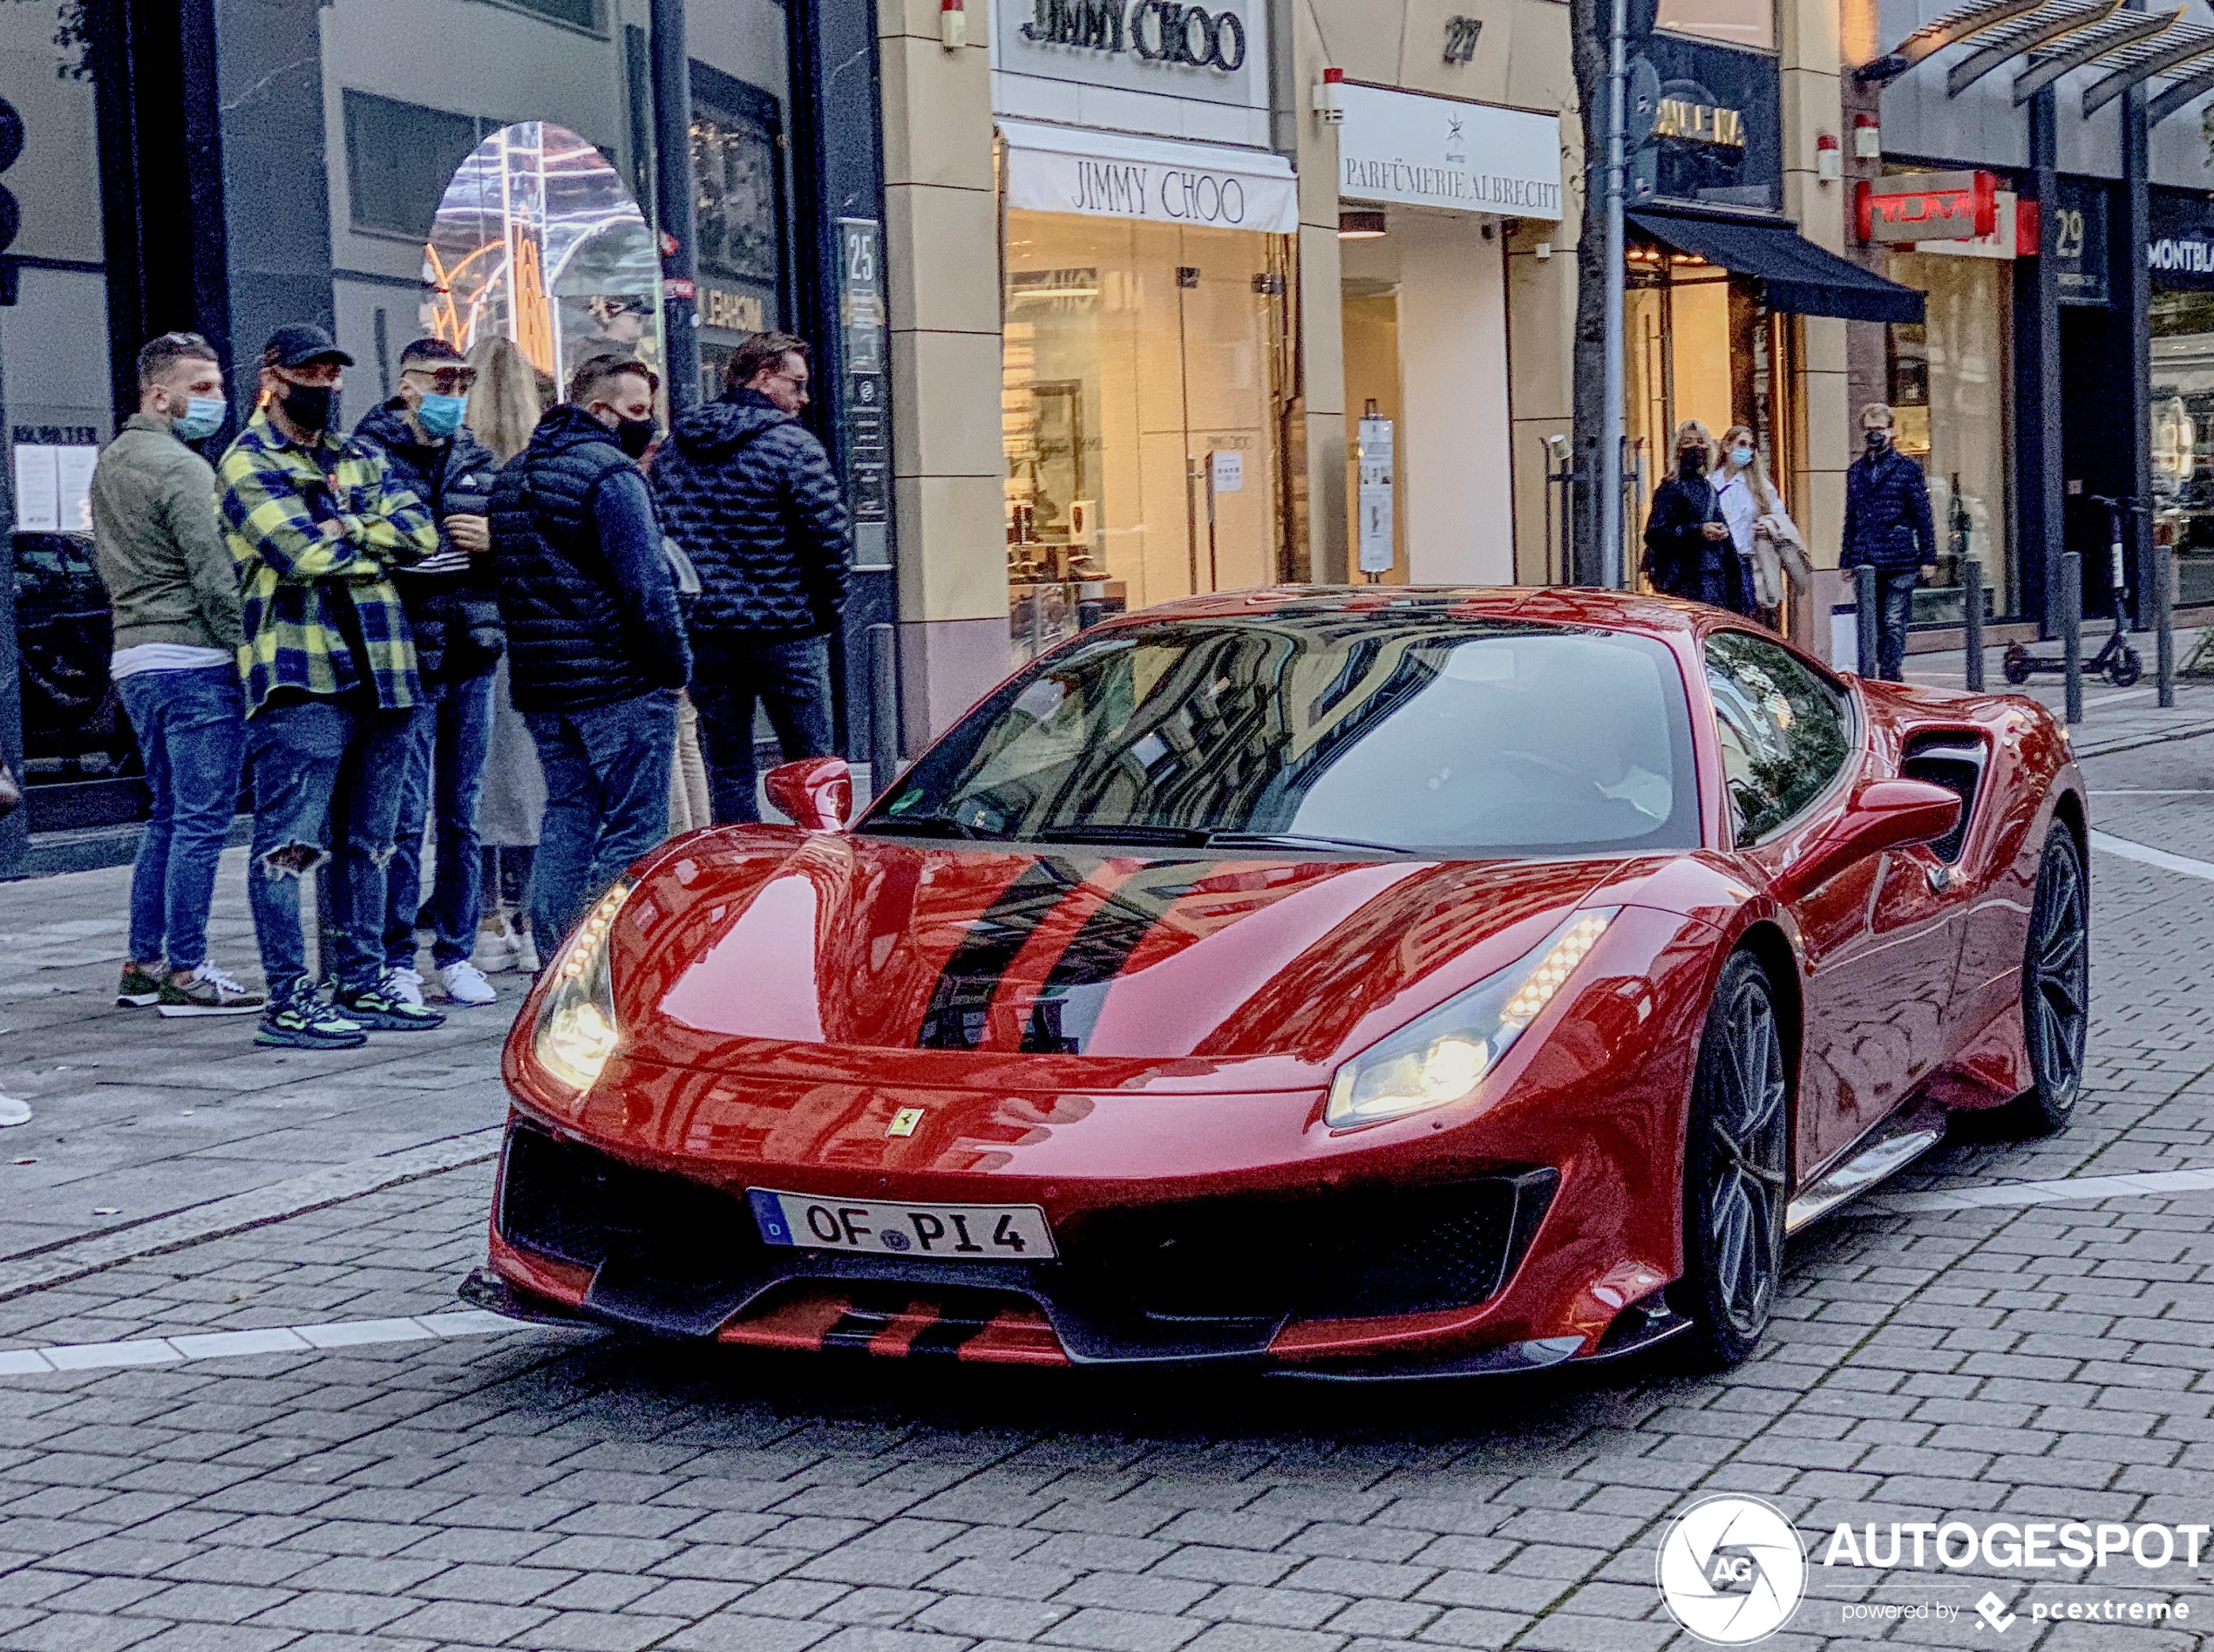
[2149,289,2214,606]
[1885,248,2014,620]
[1002,208,1288,664]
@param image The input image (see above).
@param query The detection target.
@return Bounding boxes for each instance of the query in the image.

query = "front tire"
[1995,829,2089,1136]
[1674,951,1790,1368]
[2110,648,2143,689]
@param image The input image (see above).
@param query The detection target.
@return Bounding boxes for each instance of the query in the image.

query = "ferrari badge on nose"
[886,1108,925,1138]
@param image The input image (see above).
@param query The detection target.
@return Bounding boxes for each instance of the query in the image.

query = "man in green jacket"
[89,332,265,1019]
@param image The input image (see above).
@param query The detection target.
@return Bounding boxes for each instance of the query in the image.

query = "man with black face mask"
[217,323,448,1048]
[486,353,690,952]
[1841,401,1937,681]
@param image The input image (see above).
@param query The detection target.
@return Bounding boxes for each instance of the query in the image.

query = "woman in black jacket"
[1642,419,1756,615]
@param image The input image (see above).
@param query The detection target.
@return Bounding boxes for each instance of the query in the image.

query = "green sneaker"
[256,984,368,1050]
[117,962,163,1009]
[334,986,446,1032]
[159,962,267,1019]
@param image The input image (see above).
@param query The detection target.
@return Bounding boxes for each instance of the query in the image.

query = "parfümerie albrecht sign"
[1337,81,1563,221]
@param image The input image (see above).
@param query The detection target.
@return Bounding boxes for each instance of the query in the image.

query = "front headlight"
[532,881,633,1091]
[1325,909,1617,1129]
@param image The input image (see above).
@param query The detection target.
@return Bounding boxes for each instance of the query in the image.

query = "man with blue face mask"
[90,331,265,1019]
[351,337,506,1008]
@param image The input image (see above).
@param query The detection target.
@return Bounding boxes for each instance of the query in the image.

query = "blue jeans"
[384,670,494,970]
[524,690,676,949]
[119,665,247,973]
[245,697,415,999]
[689,633,835,825]
[1877,568,1920,682]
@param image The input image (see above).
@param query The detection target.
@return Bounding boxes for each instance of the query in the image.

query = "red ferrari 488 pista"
[466,588,2088,1375]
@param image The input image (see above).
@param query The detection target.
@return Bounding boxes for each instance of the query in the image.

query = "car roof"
[1093,585,1711,637]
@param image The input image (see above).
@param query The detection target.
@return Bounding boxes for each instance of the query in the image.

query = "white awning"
[998,119,1299,235]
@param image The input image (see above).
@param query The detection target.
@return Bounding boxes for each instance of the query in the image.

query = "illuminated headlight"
[531,882,632,1091]
[1325,910,1616,1129]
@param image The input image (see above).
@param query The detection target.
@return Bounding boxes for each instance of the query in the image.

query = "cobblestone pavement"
[3,740,2214,1650]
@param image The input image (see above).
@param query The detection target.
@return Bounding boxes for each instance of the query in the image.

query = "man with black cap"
[216,323,447,1048]
[352,337,505,1009]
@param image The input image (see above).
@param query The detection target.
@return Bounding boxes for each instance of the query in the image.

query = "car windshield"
[861,616,1701,857]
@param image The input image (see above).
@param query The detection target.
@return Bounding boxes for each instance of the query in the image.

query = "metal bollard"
[869,622,901,805]
[1962,558,1985,692]
[2156,543,2177,710]
[1855,564,1878,678]
[2060,551,2083,724]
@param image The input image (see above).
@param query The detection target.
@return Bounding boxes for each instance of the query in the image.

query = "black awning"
[1629,209,1926,324]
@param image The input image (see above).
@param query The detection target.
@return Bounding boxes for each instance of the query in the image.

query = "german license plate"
[747,1189,1057,1261]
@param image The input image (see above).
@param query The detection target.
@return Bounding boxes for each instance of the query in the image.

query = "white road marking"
[2088,789,2214,795]
[0,1309,554,1377]
[2088,829,2214,881]
[2083,688,2156,707]
[1871,1165,2214,1214]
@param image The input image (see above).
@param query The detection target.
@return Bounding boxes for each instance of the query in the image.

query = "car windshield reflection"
[863,616,1701,859]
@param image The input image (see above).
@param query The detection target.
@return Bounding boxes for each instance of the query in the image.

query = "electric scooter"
[2002,494,2144,688]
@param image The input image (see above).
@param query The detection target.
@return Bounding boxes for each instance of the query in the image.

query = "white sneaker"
[439,960,498,1006]
[384,966,426,1007]
[0,1095,29,1129]
[471,916,520,975]
[514,928,541,975]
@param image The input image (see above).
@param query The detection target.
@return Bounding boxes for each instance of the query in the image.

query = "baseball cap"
[261,323,354,370]
[398,337,468,367]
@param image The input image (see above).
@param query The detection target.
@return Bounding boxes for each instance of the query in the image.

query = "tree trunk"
[1568,0,1610,588]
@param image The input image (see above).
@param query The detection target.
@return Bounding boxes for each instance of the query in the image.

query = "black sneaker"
[256,987,368,1050]
[335,987,446,1032]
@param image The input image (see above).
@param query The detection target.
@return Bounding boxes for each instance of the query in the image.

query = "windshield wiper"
[1037,822,1213,846]
[1040,823,1408,855]
[1205,830,1410,856]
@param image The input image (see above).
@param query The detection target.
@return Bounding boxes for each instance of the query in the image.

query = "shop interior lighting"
[1340,209,1389,240]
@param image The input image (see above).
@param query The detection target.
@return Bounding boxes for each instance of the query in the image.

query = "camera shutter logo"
[1655,1494,1807,1644]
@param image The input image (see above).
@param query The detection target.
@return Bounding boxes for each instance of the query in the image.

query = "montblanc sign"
[1335,81,1563,221]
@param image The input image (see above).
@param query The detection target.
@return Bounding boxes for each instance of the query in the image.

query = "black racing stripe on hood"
[915,858,1086,1050]
[1019,863,1210,1054]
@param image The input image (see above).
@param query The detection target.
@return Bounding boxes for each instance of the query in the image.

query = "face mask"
[1680,448,1708,476]
[1865,427,1890,452]
[417,393,467,438]
[173,398,226,443]
[280,382,336,432]
[615,415,658,460]
[1729,445,1754,469]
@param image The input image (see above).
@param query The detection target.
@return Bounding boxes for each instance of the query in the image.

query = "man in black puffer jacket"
[488,354,690,948]
[352,338,506,1005]
[654,331,851,823]
[1841,401,1936,682]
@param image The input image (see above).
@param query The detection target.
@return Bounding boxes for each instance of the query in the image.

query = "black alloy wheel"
[1999,828,2089,1137]
[1674,950,1790,1368]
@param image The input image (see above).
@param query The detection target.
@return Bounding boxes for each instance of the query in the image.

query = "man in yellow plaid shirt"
[217,324,452,1049]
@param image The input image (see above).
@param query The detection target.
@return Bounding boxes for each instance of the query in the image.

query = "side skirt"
[1783,1098,1949,1234]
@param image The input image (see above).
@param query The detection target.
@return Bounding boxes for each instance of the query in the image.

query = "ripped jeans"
[245,697,416,1000]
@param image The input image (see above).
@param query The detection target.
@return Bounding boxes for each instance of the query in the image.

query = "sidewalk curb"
[2071,718,2214,759]
[0,1126,502,1303]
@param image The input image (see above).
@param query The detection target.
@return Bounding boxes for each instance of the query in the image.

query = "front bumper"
[480,1119,1568,1369]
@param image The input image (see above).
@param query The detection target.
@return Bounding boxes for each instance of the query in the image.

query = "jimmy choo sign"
[1336,81,1563,221]
[1020,0,1248,70]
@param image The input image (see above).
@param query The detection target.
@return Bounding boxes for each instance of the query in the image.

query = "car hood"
[599,828,1637,1093]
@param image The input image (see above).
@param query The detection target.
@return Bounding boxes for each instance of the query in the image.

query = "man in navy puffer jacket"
[1841,402,1936,682]
[653,331,851,823]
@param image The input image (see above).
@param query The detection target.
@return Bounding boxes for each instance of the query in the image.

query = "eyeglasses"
[404,367,478,396]
[769,369,810,398]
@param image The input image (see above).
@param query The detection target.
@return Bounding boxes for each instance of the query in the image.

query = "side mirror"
[763,757,852,833]
[1779,778,1961,895]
